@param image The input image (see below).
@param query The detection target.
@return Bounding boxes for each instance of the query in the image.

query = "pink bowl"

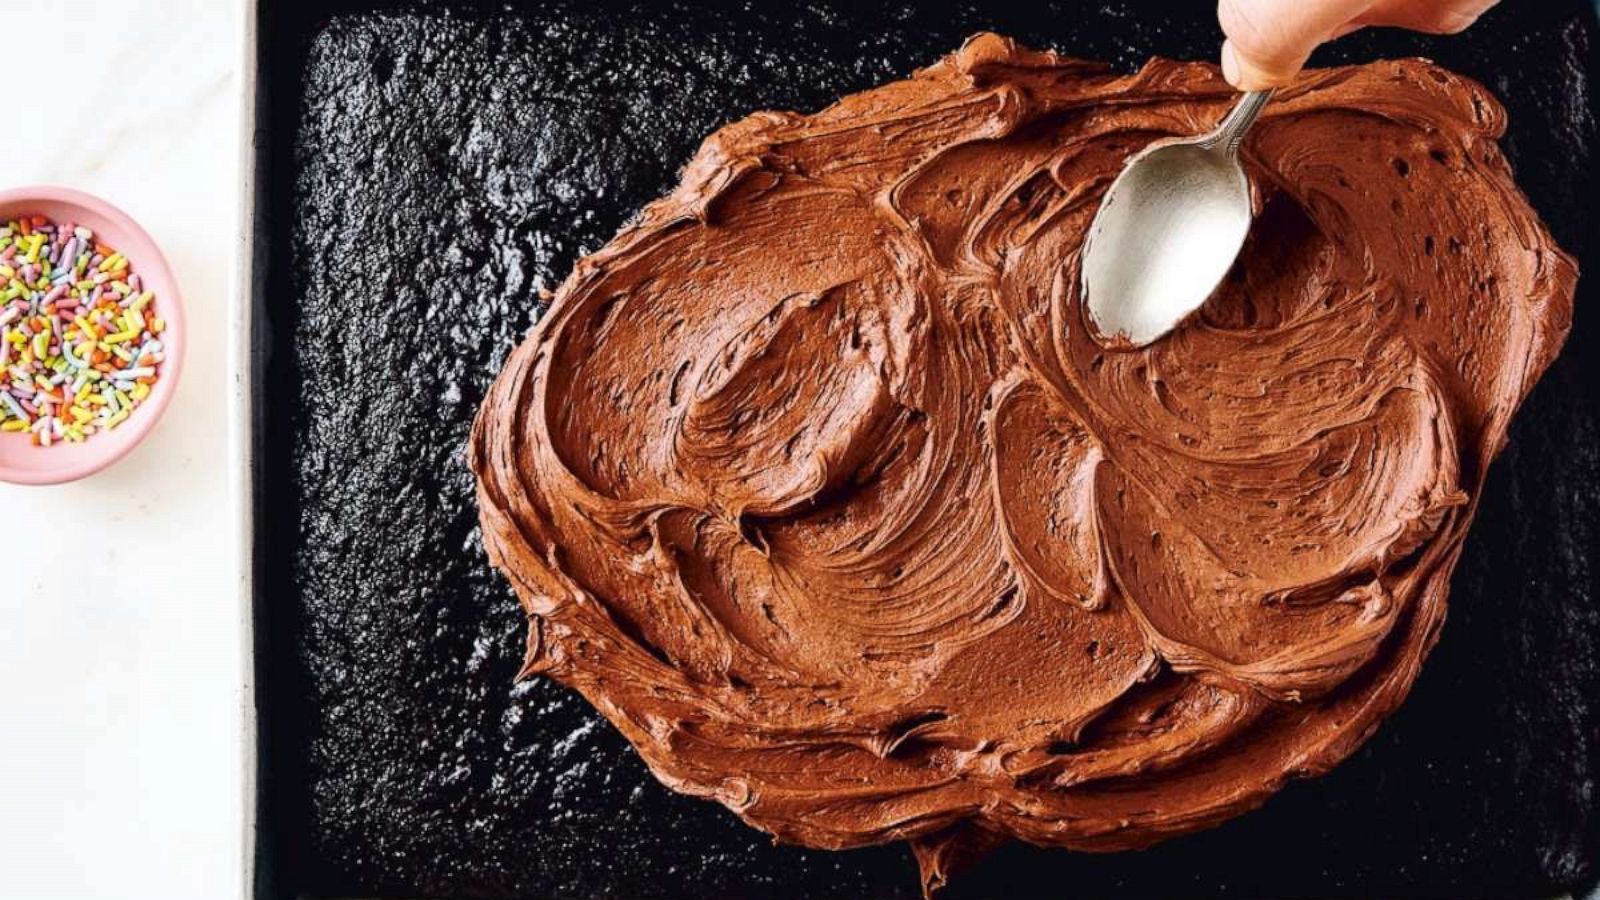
[0,186,186,485]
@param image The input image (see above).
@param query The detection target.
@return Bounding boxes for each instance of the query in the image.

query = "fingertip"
[1221,40,1243,86]
[1221,39,1290,91]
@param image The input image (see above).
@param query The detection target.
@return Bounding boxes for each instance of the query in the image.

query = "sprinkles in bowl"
[0,215,167,446]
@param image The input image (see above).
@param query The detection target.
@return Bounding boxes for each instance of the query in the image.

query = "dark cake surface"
[256,1,1600,897]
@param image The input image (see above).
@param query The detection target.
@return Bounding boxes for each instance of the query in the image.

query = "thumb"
[1218,0,1377,89]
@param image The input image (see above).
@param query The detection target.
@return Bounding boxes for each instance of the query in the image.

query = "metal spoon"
[1081,90,1273,347]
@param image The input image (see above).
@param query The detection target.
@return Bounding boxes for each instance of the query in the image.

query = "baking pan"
[251,1,1600,897]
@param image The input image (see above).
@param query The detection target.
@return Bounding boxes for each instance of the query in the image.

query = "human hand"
[1218,0,1499,89]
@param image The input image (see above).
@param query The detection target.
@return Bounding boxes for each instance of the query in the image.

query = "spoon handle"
[1206,89,1274,157]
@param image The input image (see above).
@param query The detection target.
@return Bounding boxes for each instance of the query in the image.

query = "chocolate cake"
[256,2,1600,897]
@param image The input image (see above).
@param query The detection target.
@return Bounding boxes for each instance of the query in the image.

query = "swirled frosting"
[471,34,1576,893]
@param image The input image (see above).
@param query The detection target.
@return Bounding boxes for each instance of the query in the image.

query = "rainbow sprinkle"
[0,215,166,446]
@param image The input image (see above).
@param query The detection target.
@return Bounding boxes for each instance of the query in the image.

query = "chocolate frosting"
[471,34,1576,891]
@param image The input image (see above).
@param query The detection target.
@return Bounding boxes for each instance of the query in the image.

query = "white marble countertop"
[0,1,249,898]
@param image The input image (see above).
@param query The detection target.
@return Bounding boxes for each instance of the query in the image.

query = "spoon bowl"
[1082,90,1272,346]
